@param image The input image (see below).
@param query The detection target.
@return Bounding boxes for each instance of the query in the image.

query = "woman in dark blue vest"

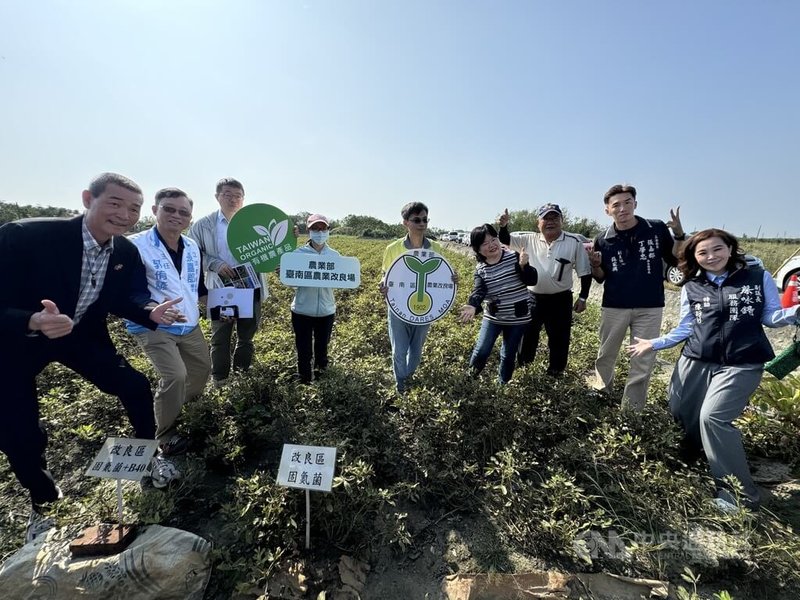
[628,229,798,513]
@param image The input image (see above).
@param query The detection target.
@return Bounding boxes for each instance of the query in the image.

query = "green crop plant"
[1,236,799,598]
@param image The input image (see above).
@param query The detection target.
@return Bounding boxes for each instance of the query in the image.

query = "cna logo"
[572,529,629,561]
[385,250,456,325]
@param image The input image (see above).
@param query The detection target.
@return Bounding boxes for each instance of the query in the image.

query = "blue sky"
[1,1,798,237]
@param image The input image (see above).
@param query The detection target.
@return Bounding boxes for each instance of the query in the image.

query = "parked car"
[445,231,460,242]
[773,248,800,291]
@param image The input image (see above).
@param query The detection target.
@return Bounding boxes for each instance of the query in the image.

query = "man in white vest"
[127,188,211,457]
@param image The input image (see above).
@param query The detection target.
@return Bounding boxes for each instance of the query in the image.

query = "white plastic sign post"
[86,438,159,524]
[276,444,337,549]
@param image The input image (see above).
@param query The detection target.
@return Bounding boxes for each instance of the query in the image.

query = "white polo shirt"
[505,231,591,295]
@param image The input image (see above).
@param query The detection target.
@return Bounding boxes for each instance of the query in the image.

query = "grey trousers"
[668,355,763,505]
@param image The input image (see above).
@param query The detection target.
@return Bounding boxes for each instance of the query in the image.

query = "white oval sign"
[385,250,456,325]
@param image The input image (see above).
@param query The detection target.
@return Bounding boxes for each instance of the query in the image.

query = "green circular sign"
[226,204,298,273]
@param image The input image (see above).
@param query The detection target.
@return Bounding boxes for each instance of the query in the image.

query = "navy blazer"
[0,215,156,338]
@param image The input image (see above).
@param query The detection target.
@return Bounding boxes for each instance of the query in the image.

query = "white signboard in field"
[385,250,456,325]
[85,438,159,482]
[279,253,361,289]
[276,444,337,492]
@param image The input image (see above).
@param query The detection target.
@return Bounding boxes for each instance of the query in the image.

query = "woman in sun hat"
[289,214,340,384]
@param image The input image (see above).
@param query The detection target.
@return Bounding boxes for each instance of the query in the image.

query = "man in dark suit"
[0,172,184,543]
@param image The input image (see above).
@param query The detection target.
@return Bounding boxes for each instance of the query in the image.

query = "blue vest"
[682,267,774,365]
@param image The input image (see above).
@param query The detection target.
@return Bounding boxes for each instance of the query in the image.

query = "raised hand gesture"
[29,299,74,338]
[498,208,509,228]
[666,206,684,237]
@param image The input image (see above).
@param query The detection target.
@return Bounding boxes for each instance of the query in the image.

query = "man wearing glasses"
[127,188,211,457]
[188,178,268,385]
[380,202,456,393]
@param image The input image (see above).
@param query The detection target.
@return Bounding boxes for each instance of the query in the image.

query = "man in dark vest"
[589,184,686,411]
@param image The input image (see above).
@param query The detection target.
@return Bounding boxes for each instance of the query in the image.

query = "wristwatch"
[674,233,687,241]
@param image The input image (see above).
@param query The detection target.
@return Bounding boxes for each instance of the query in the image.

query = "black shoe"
[678,438,704,465]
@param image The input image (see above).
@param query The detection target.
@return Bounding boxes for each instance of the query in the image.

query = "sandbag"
[0,525,211,599]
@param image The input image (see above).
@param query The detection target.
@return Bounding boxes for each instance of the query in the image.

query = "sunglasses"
[160,205,192,218]
[408,217,429,224]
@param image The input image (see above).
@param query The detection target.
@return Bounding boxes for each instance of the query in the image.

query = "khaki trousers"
[593,306,663,412]
[135,326,211,443]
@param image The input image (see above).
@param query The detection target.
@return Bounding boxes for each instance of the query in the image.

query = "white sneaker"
[148,454,181,489]
[25,511,55,543]
[25,486,62,544]
[25,486,64,544]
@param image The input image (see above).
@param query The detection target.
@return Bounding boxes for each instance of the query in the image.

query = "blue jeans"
[387,312,431,390]
[470,319,527,384]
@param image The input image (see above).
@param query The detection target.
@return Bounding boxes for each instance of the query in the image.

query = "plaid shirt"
[73,219,114,324]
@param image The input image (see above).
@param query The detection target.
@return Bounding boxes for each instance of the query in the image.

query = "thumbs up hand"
[29,299,74,338]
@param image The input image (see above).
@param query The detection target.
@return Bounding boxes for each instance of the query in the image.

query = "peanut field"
[1,236,799,599]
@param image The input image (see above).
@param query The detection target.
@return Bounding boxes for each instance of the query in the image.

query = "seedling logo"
[227,204,298,273]
[252,219,289,248]
[385,250,456,324]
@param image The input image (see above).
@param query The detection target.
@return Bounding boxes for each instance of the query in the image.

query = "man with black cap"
[498,203,592,376]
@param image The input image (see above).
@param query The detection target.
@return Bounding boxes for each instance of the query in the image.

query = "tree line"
[0,202,80,225]
[0,201,606,240]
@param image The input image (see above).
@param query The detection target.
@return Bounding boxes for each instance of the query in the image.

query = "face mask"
[310,230,329,245]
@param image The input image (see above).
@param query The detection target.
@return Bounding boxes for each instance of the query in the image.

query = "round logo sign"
[385,250,457,324]
[227,204,298,273]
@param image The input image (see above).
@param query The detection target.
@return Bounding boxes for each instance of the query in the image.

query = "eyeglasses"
[220,192,243,201]
[480,236,498,248]
[160,205,192,218]
[408,217,429,224]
